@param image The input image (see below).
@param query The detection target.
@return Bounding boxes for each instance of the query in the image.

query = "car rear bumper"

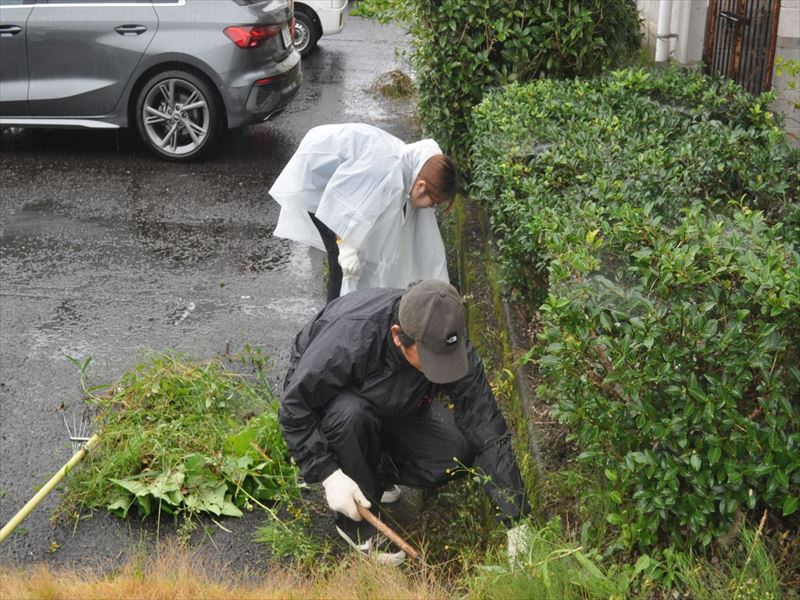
[317,0,348,36]
[223,50,302,129]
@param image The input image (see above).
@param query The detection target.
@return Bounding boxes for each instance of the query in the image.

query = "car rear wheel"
[135,70,221,161]
[0,126,29,146]
[293,11,318,57]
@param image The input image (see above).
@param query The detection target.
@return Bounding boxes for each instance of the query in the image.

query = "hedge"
[356,0,641,155]
[468,65,800,552]
[470,66,799,305]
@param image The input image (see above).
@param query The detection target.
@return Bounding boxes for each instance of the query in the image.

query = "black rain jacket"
[280,287,530,521]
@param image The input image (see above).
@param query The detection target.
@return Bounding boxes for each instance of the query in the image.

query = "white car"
[293,0,347,56]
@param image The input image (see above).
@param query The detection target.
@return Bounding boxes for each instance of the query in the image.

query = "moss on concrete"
[448,196,541,509]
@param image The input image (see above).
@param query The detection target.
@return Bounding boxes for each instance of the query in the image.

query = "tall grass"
[464,516,792,600]
[673,516,785,600]
[466,518,643,600]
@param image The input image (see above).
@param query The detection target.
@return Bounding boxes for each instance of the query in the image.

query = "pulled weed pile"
[61,351,299,530]
[369,70,416,99]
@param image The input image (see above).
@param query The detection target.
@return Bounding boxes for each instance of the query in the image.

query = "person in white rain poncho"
[270,123,457,302]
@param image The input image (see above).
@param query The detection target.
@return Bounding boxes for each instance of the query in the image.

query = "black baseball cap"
[398,280,468,384]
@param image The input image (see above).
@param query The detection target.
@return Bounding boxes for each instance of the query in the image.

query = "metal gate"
[703,0,782,96]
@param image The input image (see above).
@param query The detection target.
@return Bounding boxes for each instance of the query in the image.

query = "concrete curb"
[453,196,544,467]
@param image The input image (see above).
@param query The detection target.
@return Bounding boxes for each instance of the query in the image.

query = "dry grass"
[0,544,453,600]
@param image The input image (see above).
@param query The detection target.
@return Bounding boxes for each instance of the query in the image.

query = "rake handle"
[356,504,421,562]
[0,434,99,544]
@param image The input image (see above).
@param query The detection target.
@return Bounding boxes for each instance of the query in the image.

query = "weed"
[369,70,416,99]
[60,350,300,536]
[648,516,785,599]
[467,517,653,599]
[255,509,331,568]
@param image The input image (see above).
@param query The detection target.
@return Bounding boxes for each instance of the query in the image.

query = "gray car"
[0,0,302,160]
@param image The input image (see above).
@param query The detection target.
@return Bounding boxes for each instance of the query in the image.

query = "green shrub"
[540,202,799,550]
[470,66,799,305]
[357,0,641,155]
[468,66,800,552]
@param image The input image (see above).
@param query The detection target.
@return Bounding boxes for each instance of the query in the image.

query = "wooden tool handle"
[0,433,98,544]
[357,504,420,561]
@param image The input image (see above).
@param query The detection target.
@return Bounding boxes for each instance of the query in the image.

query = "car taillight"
[224,25,281,49]
[255,74,284,86]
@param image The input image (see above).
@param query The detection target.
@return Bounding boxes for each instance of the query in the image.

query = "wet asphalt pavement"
[0,7,418,571]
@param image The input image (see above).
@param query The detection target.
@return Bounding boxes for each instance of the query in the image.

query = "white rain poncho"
[270,123,448,295]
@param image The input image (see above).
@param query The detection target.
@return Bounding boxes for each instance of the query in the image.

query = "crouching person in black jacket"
[279,279,531,564]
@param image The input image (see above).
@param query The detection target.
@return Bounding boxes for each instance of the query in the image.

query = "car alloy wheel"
[293,11,317,57]
[137,70,219,161]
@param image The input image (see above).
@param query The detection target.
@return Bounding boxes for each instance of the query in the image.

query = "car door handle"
[0,25,23,37]
[114,24,148,36]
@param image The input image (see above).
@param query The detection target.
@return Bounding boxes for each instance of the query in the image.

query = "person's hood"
[400,139,442,192]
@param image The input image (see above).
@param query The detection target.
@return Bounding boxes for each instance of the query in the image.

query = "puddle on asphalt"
[166,292,319,325]
[130,220,294,273]
[263,296,321,320]
[232,237,293,273]
[288,240,313,275]
[36,299,81,331]
[172,302,196,325]
[28,328,94,362]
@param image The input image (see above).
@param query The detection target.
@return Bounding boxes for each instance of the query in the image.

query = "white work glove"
[507,522,531,567]
[322,468,371,521]
[337,242,362,280]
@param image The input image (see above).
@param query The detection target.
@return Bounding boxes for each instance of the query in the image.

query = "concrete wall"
[773,0,799,144]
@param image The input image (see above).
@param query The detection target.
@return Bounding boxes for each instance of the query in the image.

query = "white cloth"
[270,123,449,295]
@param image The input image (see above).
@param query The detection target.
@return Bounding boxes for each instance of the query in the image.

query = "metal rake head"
[60,405,97,453]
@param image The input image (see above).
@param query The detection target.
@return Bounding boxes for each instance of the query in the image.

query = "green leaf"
[135,494,152,516]
[606,513,624,525]
[783,496,799,516]
[148,467,185,503]
[632,554,651,578]
[184,453,207,475]
[220,499,243,517]
[109,478,150,497]
[184,493,203,511]
[574,550,605,579]
[107,494,134,518]
[690,454,701,471]
[708,447,722,466]
[541,556,551,589]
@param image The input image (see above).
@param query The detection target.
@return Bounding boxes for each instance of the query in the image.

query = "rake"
[0,406,98,543]
[356,504,422,563]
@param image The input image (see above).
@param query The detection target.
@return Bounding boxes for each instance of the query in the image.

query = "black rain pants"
[320,390,475,543]
[308,212,343,303]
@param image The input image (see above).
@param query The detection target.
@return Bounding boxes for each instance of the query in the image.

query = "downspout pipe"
[655,0,674,62]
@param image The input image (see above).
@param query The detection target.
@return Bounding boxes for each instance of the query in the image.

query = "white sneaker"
[380,484,402,504]
[335,526,406,566]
